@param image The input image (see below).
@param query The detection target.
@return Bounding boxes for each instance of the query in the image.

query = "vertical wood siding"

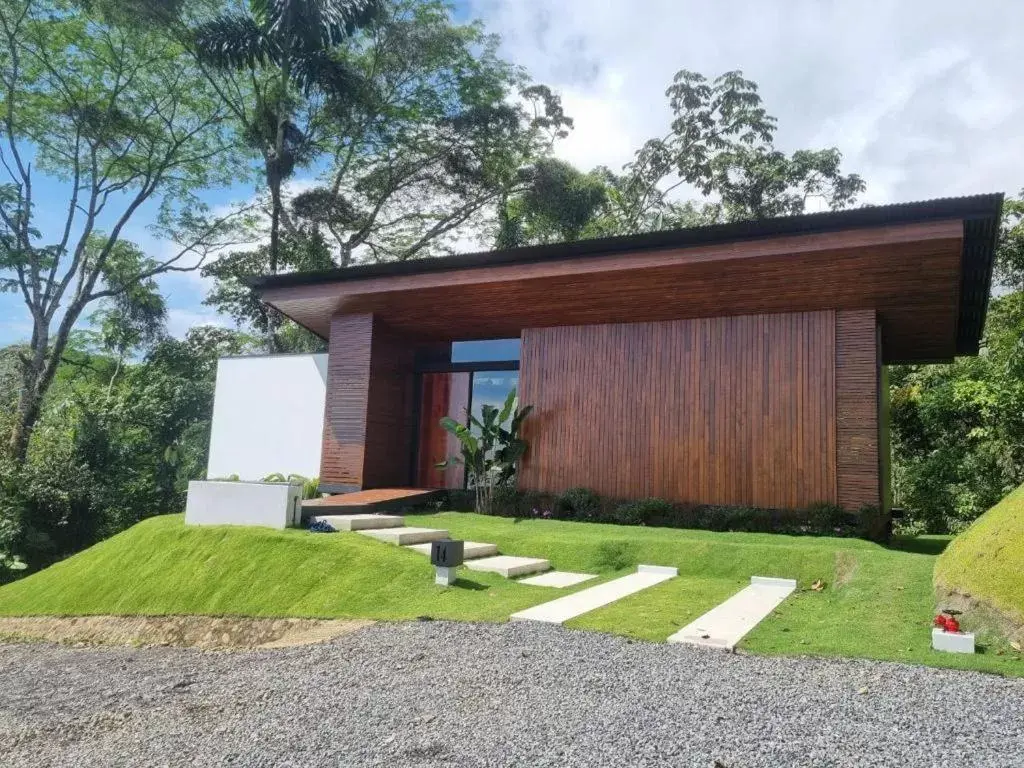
[320,314,373,488]
[518,312,838,509]
[320,313,414,489]
[415,372,470,488]
[835,310,881,510]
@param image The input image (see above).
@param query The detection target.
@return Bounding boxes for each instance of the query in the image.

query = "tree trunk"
[9,365,45,463]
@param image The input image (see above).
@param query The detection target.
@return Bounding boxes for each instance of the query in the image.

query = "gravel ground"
[1,621,1022,768]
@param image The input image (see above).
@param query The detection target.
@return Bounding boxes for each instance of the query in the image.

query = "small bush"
[805,502,848,535]
[611,497,675,526]
[856,505,890,542]
[445,489,476,512]
[592,540,639,571]
[555,487,602,521]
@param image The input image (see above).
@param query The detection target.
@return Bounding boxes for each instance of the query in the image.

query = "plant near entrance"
[438,389,532,514]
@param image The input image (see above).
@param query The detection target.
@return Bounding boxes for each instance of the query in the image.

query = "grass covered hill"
[934,484,1024,642]
[0,512,1021,676]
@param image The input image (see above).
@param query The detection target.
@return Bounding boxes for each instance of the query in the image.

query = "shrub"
[445,489,476,512]
[611,497,675,526]
[592,540,639,571]
[856,505,890,542]
[805,502,848,535]
[555,487,602,521]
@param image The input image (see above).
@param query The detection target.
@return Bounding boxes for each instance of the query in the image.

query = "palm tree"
[192,0,380,274]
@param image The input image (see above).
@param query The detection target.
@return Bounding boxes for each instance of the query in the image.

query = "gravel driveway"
[1,621,1022,767]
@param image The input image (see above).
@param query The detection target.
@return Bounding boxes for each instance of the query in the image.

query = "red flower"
[933,613,961,633]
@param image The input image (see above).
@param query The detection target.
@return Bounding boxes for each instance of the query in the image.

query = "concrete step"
[311,514,405,531]
[405,541,499,560]
[357,527,449,546]
[465,555,550,578]
[518,571,597,588]
[510,565,677,624]
[667,576,796,650]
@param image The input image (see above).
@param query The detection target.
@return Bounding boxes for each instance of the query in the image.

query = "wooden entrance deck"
[301,487,441,514]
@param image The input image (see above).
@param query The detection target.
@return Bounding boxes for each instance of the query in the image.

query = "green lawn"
[1,512,1021,676]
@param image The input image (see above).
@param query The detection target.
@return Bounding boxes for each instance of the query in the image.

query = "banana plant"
[438,388,532,514]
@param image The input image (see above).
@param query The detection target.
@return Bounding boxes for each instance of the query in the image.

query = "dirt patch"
[0,615,373,650]
[934,589,1024,647]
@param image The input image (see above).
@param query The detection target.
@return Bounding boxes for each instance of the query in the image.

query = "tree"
[0,325,258,568]
[600,70,865,233]
[288,0,572,263]
[190,0,381,274]
[201,228,334,351]
[202,0,573,349]
[496,158,607,248]
[0,0,244,461]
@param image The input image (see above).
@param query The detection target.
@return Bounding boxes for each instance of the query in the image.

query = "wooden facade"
[320,314,416,491]
[262,197,1002,515]
[518,312,840,508]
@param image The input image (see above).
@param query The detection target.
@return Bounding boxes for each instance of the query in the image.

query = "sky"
[2,0,1022,347]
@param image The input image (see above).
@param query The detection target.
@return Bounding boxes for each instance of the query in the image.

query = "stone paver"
[405,541,498,559]
[356,527,449,546]
[510,566,676,624]
[668,576,797,649]
[310,514,404,531]
[465,555,550,578]
[518,571,597,588]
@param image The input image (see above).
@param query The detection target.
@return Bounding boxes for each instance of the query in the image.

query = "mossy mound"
[934,484,1024,642]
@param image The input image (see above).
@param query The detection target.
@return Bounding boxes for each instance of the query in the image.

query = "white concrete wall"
[185,481,303,529]
[206,354,327,481]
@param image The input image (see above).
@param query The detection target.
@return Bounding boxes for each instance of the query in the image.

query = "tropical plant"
[438,389,532,514]
[191,0,381,275]
[261,472,320,500]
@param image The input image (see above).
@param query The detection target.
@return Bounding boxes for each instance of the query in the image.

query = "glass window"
[470,371,519,424]
[451,338,520,363]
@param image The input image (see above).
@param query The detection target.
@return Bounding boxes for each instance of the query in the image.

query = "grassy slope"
[934,483,1024,626]
[2,512,1022,675]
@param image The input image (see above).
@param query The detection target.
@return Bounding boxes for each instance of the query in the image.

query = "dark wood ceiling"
[260,220,965,363]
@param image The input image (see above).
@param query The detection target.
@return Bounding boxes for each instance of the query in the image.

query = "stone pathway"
[510,565,678,624]
[668,576,797,650]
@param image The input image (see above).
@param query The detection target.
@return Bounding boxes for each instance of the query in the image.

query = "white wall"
[185,480,304,530]
[206,354,327,481]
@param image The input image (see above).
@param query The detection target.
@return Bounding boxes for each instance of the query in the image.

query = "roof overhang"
[250,194,1003,364]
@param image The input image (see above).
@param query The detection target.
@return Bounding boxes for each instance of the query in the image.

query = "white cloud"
[468,0,1024,204]
[165,307,233,339]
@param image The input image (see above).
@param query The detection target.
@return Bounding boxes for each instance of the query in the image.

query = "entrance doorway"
[413,340,520,489]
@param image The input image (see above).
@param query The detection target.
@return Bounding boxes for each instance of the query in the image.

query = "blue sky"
[3,0,1022,348]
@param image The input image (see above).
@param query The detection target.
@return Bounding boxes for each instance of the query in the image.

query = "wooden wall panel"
[362,323,416,488]
[836,310,881,510]
[320,314,373,490]
[518,312,837,509]
[415,372,470,489]
[320,313,415,490]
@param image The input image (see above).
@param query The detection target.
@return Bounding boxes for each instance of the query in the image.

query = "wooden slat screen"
[518,311,838,509]
[835,310,881,510]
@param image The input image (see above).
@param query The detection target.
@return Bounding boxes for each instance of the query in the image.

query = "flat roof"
[250,194,1003,360]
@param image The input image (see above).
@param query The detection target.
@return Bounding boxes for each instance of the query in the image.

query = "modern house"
[247,195,1003,518]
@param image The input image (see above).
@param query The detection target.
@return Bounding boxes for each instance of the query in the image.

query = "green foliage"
[611,497,677,527]
[0,327,258,569]
[499,159,607,247]
[261,472,320,500]
[890,231,1024,532]
[554,486,602,521]
[935,483,1024,632]
[202,229,333,352]
[439,389,532,514]
[591,540,638,571]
